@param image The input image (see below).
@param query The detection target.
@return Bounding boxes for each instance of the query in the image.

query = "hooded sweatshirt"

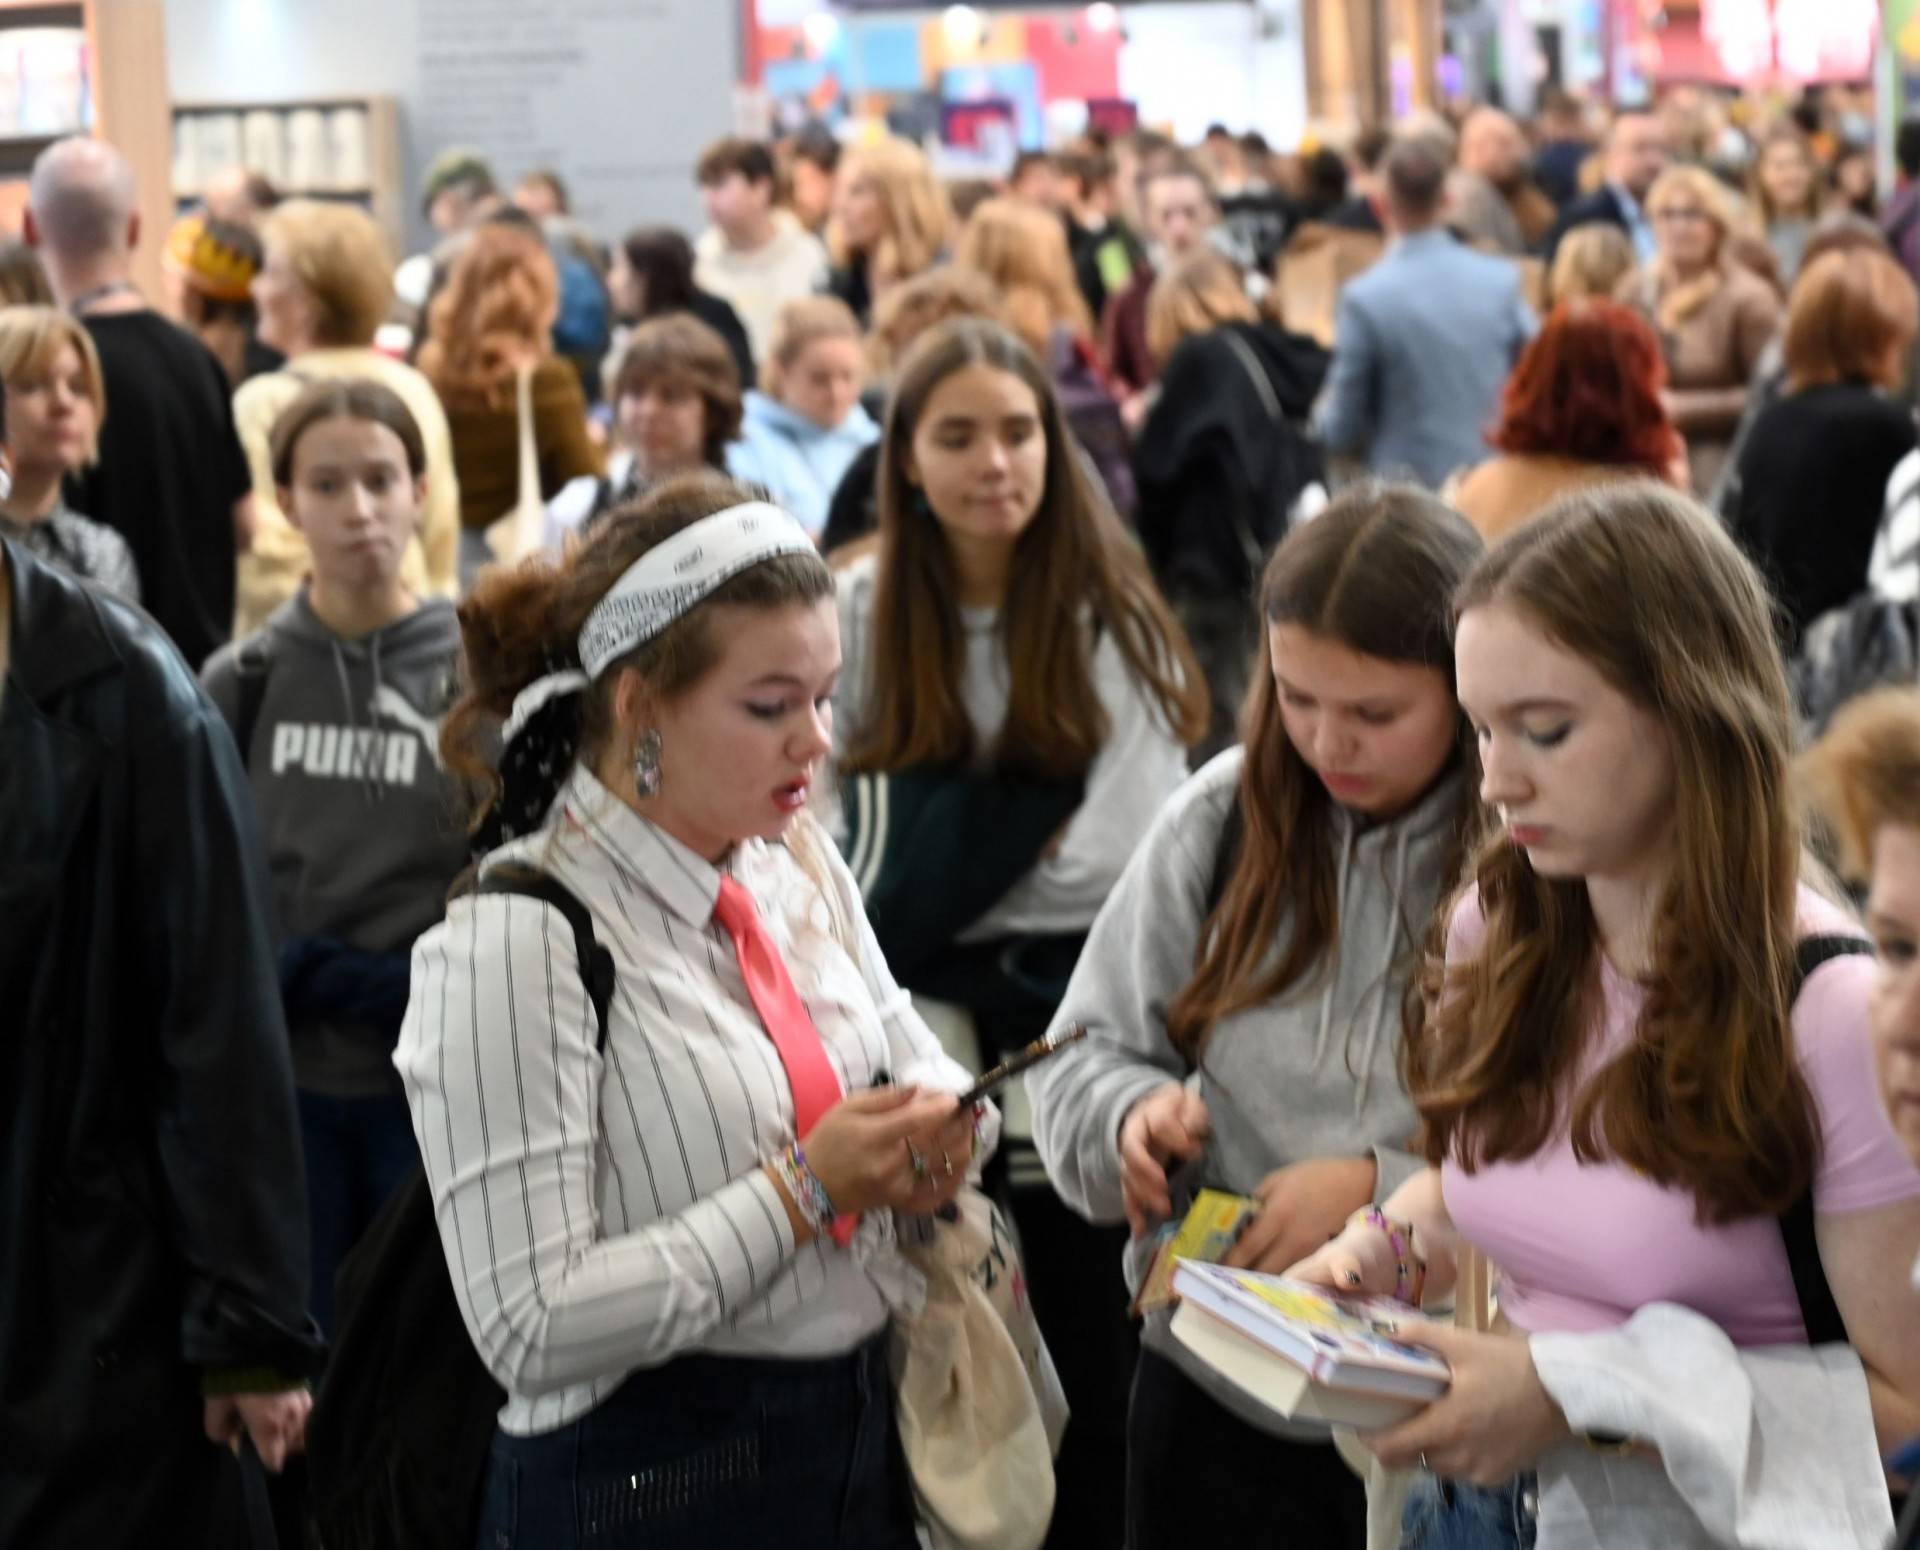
[728,390,880,538]
[201,588,468,1097]
[1028,747,1459,1435]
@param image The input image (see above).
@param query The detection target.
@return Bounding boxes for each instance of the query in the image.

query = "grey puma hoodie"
[202,588,467,1095]
[1028,747,1463,1434]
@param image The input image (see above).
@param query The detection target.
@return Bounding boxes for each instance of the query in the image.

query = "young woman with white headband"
[394,472,996,1548]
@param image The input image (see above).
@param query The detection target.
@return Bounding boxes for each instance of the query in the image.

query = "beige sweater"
[232,348,461,638]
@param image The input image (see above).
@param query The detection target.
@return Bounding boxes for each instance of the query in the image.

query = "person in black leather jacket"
[0,522,322,1544]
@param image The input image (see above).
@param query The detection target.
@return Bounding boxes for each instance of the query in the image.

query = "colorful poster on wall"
[941,61,1044,150]
[852,22,925,92]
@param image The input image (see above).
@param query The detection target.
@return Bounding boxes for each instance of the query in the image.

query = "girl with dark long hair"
[1029,486,1485,1548]
[834,315,1205,1010]
[832,315,1204,1548]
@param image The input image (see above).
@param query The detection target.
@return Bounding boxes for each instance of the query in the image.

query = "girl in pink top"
[1293,484,1920,1548]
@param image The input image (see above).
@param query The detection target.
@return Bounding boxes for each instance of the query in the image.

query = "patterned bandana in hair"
[479,502,815,853]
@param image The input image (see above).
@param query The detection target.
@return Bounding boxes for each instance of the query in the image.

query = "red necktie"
[713,876,856,1244]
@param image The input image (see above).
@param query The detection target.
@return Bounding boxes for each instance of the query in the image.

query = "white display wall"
[164,0,740,252]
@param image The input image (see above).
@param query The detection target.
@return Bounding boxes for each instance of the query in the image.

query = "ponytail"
[444,556,592,853]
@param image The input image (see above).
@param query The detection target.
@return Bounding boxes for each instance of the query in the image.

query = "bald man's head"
[28,137,138,260]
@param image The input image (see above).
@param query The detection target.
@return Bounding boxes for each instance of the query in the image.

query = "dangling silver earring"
[634,728,663,798]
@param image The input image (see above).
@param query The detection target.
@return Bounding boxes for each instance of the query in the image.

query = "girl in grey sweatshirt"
[201,379,467,1337]
[1029,486,1486,1549]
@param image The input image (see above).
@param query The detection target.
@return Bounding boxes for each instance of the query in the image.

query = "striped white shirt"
[394,765,990,1436]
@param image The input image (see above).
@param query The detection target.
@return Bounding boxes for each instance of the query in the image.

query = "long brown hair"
[443,472,833,841]
[1410,483,1817,1224]
[1167,487,1485,1061]
[828,137,953,289]
[951,196,1093,357]
[417,224,557,411]
[840,318,1205,777]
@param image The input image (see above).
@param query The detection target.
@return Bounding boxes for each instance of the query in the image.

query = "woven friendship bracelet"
[1352,1205,1428,1306]
[774,1143,839,1237]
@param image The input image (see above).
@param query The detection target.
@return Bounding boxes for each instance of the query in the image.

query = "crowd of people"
[5,78,1920,1550]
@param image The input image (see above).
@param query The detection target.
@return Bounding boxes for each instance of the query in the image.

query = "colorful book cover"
[1132,1188,1256,1316]
[1171,1262,1450,1391]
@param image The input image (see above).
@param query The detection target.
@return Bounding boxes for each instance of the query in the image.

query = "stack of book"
[1170,1261,1450,1429]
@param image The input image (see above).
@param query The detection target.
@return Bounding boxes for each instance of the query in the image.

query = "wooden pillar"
[89,0,173,304]
[1304,0,1440,130]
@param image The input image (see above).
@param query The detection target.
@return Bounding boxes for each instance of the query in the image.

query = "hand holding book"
[1221,1156,1379,1276]
[1118,1083,1212,1237]
[1354,1319,1573,1486]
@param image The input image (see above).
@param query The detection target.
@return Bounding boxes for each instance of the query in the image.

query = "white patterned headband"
[501,502,815,746]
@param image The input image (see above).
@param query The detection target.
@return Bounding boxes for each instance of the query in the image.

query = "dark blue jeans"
[1400,1474,1539,1550]
[296,1087,418,1338]
[473,1331,918,1550]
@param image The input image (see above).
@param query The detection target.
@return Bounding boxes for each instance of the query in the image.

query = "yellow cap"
[164,214,259,304]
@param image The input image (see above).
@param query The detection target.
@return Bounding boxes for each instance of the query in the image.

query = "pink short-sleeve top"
[1440,886,1920,1345]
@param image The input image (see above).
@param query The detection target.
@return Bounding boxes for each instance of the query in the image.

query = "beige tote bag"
[483,362,545,565]
[1337,1244,1497,1550]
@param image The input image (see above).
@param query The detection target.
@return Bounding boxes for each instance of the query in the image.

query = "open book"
[1170,1261,1449,1430]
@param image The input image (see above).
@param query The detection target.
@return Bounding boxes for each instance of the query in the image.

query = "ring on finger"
[941,1147,954,1177]
[906,1141,928,1182]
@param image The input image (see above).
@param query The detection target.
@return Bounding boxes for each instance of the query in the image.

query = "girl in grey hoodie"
[1029,486,1485,1548]
[202,379,467,1337]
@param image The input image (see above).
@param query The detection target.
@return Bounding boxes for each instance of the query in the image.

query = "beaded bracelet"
[774,1143,839,1237]
[1351,1205,1427,1306]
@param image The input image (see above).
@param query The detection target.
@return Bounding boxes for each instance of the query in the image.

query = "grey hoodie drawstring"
[1352,822,1415,1115]
[1313,818,1357,1068]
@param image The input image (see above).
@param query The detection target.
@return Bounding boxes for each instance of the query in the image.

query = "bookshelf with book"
[171,95,403,255]
[0,0,172,299]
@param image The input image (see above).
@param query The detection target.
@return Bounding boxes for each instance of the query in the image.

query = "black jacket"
[688,290,756,397]
[0,542,321,1544]
[1543,185,1631,262]
[1132,321,1329,599]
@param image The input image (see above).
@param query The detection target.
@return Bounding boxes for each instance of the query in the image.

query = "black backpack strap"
[232,636,272,771]
[470,865,616,1051]
[1781,932,1874,1347]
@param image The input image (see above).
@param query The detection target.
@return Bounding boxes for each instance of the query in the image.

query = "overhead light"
[942,5,983,49]
[802,10,840,51]
[1086,3,1120,30]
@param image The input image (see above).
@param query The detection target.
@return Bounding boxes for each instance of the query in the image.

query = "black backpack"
[307,867,615,1550]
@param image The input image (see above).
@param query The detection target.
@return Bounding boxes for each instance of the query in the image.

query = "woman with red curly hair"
[1449,300,1685,544]
[418,220,603,580]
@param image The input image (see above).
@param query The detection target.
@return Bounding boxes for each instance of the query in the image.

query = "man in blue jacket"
[1313,138,1536,490]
